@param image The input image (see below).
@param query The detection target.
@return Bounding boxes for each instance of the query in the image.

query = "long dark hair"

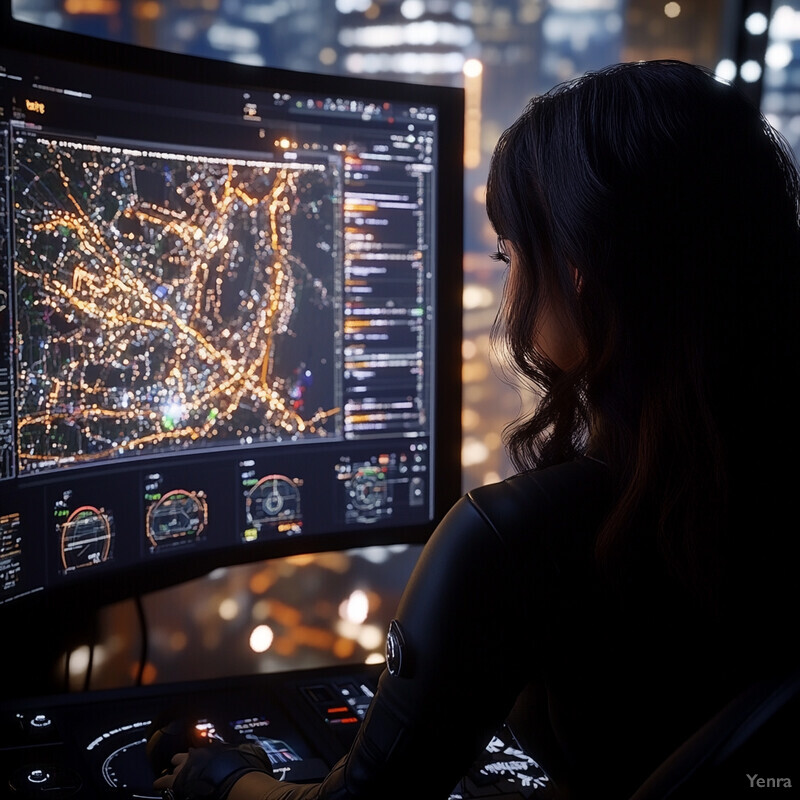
[486,60,800,611]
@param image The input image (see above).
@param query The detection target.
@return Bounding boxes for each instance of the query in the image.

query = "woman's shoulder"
[421,457,612,573]
[462,457,613,551]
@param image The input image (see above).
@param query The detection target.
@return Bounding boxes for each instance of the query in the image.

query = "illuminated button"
[28,768,50,784]
[10,763,82,798]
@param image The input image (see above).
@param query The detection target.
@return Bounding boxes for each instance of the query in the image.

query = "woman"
[152,60,800,800]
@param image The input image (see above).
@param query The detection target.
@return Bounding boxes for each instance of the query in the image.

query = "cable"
[81,610,98,692]
[83,640,95,692]
[135,593,149,686]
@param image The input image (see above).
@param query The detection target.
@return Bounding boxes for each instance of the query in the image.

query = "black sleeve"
[231,493,532,800]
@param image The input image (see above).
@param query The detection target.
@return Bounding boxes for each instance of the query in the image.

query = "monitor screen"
[0,24,463,614]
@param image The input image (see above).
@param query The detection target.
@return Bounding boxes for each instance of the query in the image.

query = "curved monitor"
[0,15,464,616]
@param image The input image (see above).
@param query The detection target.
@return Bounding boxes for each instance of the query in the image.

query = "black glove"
[148,717,211,778]
[163,742,273,800]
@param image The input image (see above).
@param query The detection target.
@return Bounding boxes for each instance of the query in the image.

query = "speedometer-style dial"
[60,506,112,571]
[146,489,208,547]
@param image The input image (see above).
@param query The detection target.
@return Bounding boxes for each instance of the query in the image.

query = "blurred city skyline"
[10,0,800,690]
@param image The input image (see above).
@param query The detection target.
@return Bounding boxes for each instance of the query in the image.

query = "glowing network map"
[14,135,340,473]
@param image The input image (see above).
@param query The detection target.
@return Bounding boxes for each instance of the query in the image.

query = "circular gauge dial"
[246,474,301,526]
[60,506,112,571]
[146,489,208,547]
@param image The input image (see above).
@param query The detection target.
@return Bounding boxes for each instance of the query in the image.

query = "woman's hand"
[153,751,188,796]
[151,743,273,800]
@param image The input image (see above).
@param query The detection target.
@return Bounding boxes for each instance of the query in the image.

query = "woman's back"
[465,457,775,798]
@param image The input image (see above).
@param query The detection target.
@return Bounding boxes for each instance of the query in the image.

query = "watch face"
[385,619,405,677]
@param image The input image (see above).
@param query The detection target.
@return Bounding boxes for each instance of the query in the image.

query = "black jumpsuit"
[168,457,754,800]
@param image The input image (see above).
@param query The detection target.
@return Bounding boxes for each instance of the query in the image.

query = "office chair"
[629,662,800,799]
